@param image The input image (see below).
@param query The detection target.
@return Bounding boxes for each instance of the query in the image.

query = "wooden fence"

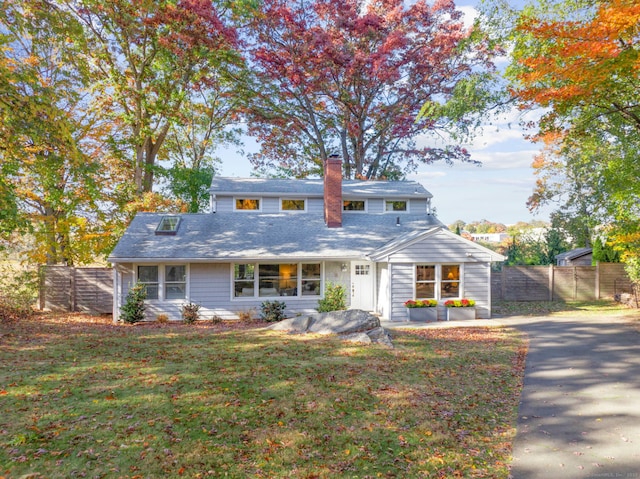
[39,265,113,314]
[491,262,633,302]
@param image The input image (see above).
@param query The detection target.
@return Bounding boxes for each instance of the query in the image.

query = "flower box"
[407,307,438,322]
[446,307,476,321]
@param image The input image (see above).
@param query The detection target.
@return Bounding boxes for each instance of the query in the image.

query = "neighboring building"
[468,232,509,243]
[555,248,593,266]
[109,158,505,322]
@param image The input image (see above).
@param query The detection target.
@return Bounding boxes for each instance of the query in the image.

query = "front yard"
[1,313,525,478]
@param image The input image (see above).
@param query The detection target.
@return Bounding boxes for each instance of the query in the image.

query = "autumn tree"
[241,0,502,179]
[56,0,240,197]
[496,0,640,279]
[0,1,106,265]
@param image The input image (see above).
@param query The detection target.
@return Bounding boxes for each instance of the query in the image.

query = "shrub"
[181,302,201,324]
[237,309,255,322]
[211,314,223,324]
[156,314,169,324]
[0,267,38,323]
[260,300,287,323]
[120,282,147,324]
[317,282,347,313]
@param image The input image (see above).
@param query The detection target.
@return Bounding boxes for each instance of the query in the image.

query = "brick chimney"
[324,155,342,228]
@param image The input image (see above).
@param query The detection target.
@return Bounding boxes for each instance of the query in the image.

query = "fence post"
[502,266,507,301]
[595,260,600,300]
[548,264,554,301]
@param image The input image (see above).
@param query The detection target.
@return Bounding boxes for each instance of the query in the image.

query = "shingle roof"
[555,247,593,261]
[210,177,433,198]
[108,211,444,262]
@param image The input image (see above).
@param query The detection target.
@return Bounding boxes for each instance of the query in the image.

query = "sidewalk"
[384,314,640,478]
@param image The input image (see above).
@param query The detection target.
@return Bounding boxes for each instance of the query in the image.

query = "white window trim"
[343,199,368,213]
[384,199,410,213]
[233,197,262,212]
[414,263,464,301]
[134,263,189,302]
[231,262,324,300]
[279,197,307,213]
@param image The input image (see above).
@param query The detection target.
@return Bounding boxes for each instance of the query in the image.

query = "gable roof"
[370,227,506,262]
[108,211,444,263]
[210,177,433,199]
[555,247,592,261]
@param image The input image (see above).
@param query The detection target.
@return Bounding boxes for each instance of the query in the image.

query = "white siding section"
[390,263,414,321]
[376,263,390,318]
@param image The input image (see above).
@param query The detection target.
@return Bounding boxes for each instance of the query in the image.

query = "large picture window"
[415,264,461,300]
[233,263,321,298]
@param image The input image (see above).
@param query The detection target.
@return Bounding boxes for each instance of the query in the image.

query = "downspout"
[112,267,119,323]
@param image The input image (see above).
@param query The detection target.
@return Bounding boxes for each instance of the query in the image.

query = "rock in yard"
[266,309,393,347]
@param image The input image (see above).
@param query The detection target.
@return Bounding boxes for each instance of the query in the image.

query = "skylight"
[155,215,180,235]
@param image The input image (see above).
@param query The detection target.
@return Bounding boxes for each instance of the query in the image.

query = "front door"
[350,262,374,311]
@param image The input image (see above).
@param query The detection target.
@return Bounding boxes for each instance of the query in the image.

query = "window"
[343,200,366,211]
[235,198,260,210]
[156,216,180,235]
[234,264,255,297]
[416,265,435,299]
[355,264,370,276]
[233,262,321,298]
[385,200,407,212]
[137,264,187,300]
[281,199,306,211]
[165,265,186,299]
[138,266,159,299]
[415,264,461,300]
[441,264,460,298]
[301,263,321,295]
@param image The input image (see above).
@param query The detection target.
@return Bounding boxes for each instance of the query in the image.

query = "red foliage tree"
[242,0,500,179]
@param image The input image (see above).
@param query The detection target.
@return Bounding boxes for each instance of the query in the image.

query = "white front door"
[350,262,374,311]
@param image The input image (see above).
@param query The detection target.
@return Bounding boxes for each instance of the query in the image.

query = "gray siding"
[384,230,494,320]
[115,261,355,321]
[215,195,324,215]
[390,229,495,263]
[389,263,414,321]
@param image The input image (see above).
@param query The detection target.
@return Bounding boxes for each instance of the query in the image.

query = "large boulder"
[267,309,393,347]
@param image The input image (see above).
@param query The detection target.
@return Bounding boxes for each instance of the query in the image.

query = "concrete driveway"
[497,315,640,479]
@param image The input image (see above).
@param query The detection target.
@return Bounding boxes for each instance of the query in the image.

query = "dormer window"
[385,200,408,212]
[155,216,180,235]
[235,198,261,211]
[281,199,306,211]
[343,200,366,211]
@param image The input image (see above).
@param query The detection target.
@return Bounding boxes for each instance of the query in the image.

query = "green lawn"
[1,314,525,478]
[493,299,640,319]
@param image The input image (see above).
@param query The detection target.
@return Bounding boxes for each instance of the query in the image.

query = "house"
[555,247,593,266]
[468,232,509,243]
[108,158,505,322]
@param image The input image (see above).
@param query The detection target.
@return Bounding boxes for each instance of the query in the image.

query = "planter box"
[406,307,438,322]
[446,307,476,321]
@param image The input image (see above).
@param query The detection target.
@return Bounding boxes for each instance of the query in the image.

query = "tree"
[160,86,242,212]
[0,1,106,265]
[498,0,640,277]
[56,0,240,196]
[242,0,502,179]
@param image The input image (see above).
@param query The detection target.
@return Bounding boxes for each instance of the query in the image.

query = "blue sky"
[218,1,552,226]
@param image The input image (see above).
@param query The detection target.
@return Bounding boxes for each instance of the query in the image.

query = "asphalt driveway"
[498,314,640,479]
